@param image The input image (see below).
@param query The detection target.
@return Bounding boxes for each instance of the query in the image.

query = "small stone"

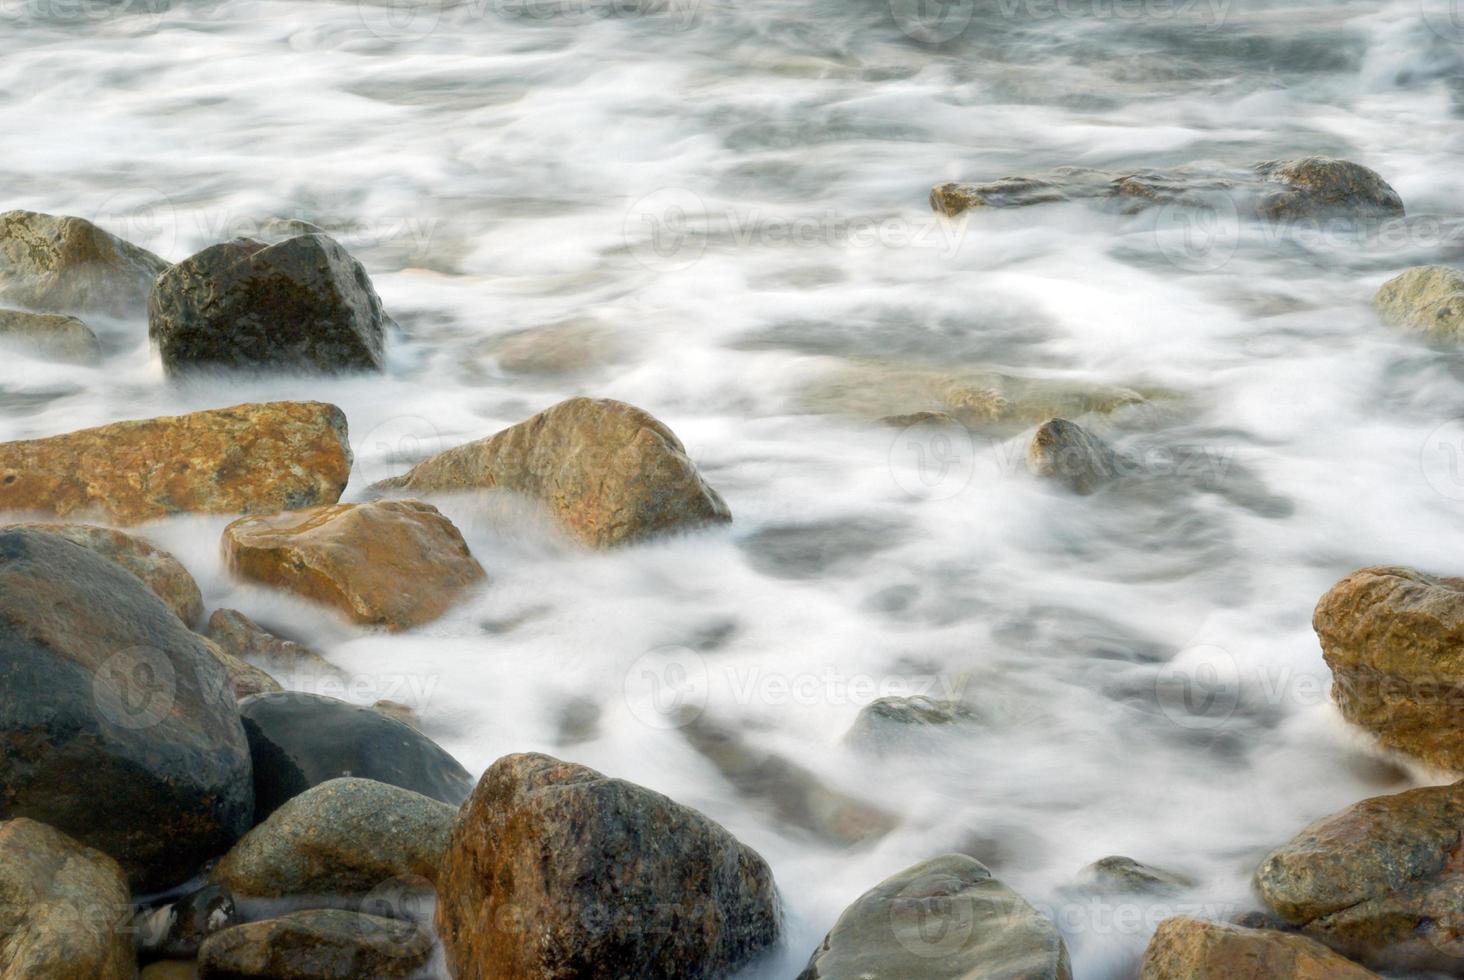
[1077,856,1194,895]
[1027,417,1123,494]
[844,696,978,754]
[0,209,170,317]
[1374,265,1464,342]
[0,308,102,364]
[1139,916,1379,979]
[205,608,337,676]
[197,909,432,980]
[135,883,239,960]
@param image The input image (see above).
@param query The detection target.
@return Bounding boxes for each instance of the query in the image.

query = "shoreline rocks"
[0,209,170,317]
[1139,916,1379,978]
[1374,265,1464,342]
[197,909,433,980]
[0,308,102,364]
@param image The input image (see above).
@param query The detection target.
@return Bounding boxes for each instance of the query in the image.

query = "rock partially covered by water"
[436,752,780,979]
[206,608,336,675]
[149,234,387,374]
[0,818,135,980]
[1253,783,1464,973]
[1027,418,1122,495]
[0,529,253,891]
[222,499,486,631]
[200,636,283,700]
[1314,566,1464,771]
[797,854,1071,980]
[1139,916,1379,979]
[844,695,978,754]
[213,777,456,904]
[931,157,1403,223]
[239,692,475,822]
[0,401,352,525]
[1077,856,1193,895]
[1374,266,1464,342]
[0,210,170,317]
[135,884,240,961]
[0,308,102,364]
[370,397,731,548]
[197,910,433,980]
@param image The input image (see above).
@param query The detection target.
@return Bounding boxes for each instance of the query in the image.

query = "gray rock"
[197,909,432,979]
[1374,265,1464,342]
[0,308,102,364]
[844,696,979,754]
[0,210,170,317]
[1076,856,1194,895]
[1027,418,1122,495]
[798,854,1072,980]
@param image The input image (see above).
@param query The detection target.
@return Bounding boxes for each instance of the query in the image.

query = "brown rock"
[199,636,283,699]
[0,210,170,317]
[1027,418,1123,495]
[0,818,135,980]
[1314,565,1464,770]
[0,308,102,364]
[197,909,432,980]
[435,752,780,980]
[0,401,351,526]
[222,499,485,630]
[369,397,730,548]
[1374,266,1464,342]
[205,608,337,676]
[1139,916,1378,979]
[1253,783,1464,973]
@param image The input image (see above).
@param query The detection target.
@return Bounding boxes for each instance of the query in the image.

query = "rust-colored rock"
[1314,565,1464,770]
[1139,917,1379,979]
[205,607,337,676]
[0,401,351,526]
[222,499,485,630]
[369,397,730,548]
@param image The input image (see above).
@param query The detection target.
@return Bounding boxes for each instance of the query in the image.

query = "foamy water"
[5,0,1464,974]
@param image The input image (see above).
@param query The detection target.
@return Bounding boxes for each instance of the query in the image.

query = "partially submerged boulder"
[205,608,336,675]
[222,499,486,631]
[197,909,432,980]
[1139,916,1379,979]
[0,209,169,317]
[0,308,102,364]
[844,695,978,754]
[0,818,135,980]
[1027,418,1123,495]
[1374,266,1464,342]
[200,636,284,700]
[0,529,254,892]
[435,753,780,979]
[149,234,387,374]
[369,397,731,548]
[1077,856,1194,895]
[797,854,1071,980]
[0,401,351,525]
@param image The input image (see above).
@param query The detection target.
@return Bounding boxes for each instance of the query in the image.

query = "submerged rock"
[0,401,352,525]
[135,883,240,960]
[149,234,387,374]
[0,308,102,364]
[1139,916,1378,979]
[797,854,1071,980]
[370,397,731,548]
[485,318,624,376]
[1253,782,1464,973]
[0,818,135,980]
[197,909,432,980]
[435,753,780,980]
[844,695,978,754]
[0,209,170,317]
[0,529,254,892]
[222,499,486,631]
[1374,266,1464,342]
[239,692,474,821]
[201,636,284,699]
[1314,566,1464,771]
[1027,418,1122,495]
[205,608,337,676]
[1077,856,1194,895]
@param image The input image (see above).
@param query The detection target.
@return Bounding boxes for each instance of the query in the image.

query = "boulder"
[0,818,135,980]
[5,522,204,625]
[200,636,283,699]
[930,157,1403,222]
[213,777,455,903]
[205,608,336,676]
[1313,566,1464,770]
[238,692,474,822]
[0,210,170,317]
[135,883,240,960]
[0,308,102,364]
[1374,266,1464,342]
[435,753,780,980]
[0,401,351,526]
[797,854,1071,980]
[1027,418,1123,494]
[369,397,731,548]
[221,499,485,631]
[1139,917,1379,979]
[196,909,432,980]
[1253,782,1464,973]
[0,529,254,891]
[844,696,979,754]
[1077,856,1193,895]
[149,234,387,374]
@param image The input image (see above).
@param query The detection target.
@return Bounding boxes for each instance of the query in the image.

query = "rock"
[0,529,254,891]
[486,319,623,376]
[0,401,351,525]
[1140,916,1379,979]
[141,962,199,980]
[1077,856,1194,895]
[135,883,239,960]
[0,818,135,980]
[196,909,432,980]
[200,636,284,699]
[149,234,387,374]
[680,712,897,845]
[369,397,730,548]
[435,752,780,980]
[0,308,102,364]
[239,692,474,822]
[222,499,485,631]
[5,522,204,625]
[1253,783,1464,973]
[205,608,337,676]
[1374,266,1464,342]
[797,854,1071,980]
[930,157,1404,222]
[0,210,170,317]
[1314,565,1464,771]
[844,696,979,754]
[1027,418,1123,494]
[213,778,455,904]
[370,700,421,730]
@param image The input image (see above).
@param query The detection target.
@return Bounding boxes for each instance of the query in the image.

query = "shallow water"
[5,0,1464,974]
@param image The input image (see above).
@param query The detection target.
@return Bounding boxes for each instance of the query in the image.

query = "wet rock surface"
[1139,916,1379,979]
[196,909,432,980]
[0,308,102,364]
[205,609,336,676]
[0,209,170,317]
[1374,265,1464,342]
[1027,417,1122,495]
[135,883,240,961]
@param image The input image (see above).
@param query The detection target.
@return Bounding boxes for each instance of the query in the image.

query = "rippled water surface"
[6,0,1464,974]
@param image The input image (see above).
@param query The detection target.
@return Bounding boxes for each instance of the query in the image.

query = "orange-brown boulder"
[1139,917,1378,979]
